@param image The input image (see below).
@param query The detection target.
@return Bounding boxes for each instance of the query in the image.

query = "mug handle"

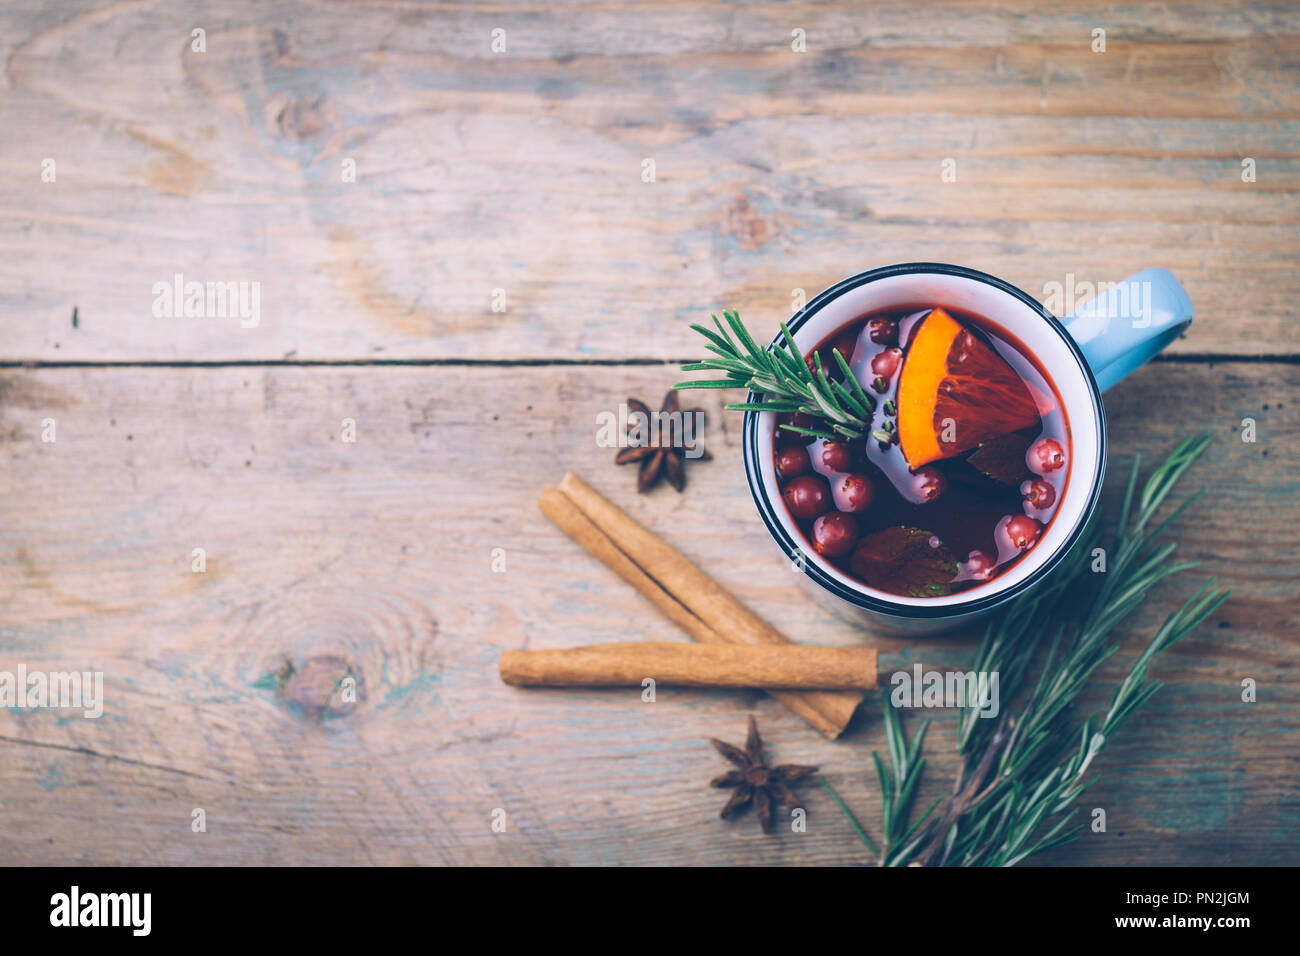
[1060,268,1193,392]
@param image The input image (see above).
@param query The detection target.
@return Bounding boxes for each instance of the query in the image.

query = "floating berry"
[1020,477,1056,509]
[963,549,996,580]
[816,440,854,474]
[1000,514,1043,551]
[870,348,903,379]
[910,466,946,503]
[812,513,859,558]
[777,411,818,443]
[866,316,899,346]
[782,474,832,520]
[776,443,811,479]
[832,473,875,513]
[1027,437,1066,475]
[829,329,860,365]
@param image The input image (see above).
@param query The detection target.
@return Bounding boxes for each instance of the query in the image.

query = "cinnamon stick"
[500,642,879,690]
[538,487,722,646]
[539,473,863,737]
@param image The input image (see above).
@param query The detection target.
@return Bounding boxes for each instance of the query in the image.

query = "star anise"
[709,716,819,833]
[614,390,710,493]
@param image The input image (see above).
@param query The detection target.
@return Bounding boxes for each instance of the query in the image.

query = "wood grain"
[2,0,1297,868]
[1,363,1296,865]
[2,0,1298,361]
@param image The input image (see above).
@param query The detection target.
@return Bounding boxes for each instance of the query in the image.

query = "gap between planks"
[2,354,1299,370]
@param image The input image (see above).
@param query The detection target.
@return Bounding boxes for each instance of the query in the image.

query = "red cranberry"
[776,444,811,479]
[829,328,860,364]
[832,473,875,513]
[1020,478,1056,509]
[866,316,899,346]
[963,549,996,580]
[910,466,946,503]
[782,474,832,520]
[777,412,818,443]
[816,440,854,474]
[870,348,903,379]
[1028,437,1066,475]
[811,513,859,558]
[1001,514,1043,551]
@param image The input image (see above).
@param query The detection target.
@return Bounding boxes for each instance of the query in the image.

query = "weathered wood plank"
[2,0,1298,361]
[1,363,1295,864]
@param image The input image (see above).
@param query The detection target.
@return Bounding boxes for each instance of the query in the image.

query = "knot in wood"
[281,655,361,720]
[275,94,333,142]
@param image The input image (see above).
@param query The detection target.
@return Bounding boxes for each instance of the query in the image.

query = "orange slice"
[896,308,1041,469]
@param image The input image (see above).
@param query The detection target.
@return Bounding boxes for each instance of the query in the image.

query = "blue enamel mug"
[742,263,1193,634]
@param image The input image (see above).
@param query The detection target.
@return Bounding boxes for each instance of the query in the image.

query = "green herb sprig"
[825,433,1230,866]
[673,310,871,441]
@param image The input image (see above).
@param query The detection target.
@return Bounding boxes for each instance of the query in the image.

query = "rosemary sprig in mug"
[674,309,874,441]
[822,433,1230,866]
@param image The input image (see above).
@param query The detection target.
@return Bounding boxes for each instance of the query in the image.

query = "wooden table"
[2,0,1297,866]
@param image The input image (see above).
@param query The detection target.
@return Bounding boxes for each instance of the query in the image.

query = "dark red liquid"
[774,305,1071,598]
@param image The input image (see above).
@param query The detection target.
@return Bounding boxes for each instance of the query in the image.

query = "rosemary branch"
[673,310,873,441]
[826,433,1230,866]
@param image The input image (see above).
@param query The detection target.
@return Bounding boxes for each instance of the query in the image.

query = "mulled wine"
[774,305,1070,598]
